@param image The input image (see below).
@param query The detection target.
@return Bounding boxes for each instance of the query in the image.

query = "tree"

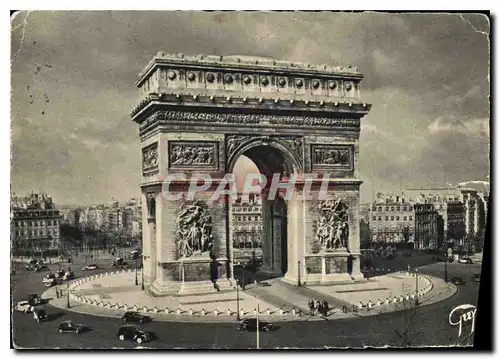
[401,226,411,243]
[359,219,371,249]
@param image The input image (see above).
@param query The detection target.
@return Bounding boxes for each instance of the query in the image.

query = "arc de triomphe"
[131,53,371,296]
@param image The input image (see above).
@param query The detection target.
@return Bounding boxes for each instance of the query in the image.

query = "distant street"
[12,259,481,349]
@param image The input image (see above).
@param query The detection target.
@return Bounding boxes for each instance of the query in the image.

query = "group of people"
[308,299,330,316]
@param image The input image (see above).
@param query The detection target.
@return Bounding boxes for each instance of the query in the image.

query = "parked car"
[458,257,473,264]
[450,276,466,285]
[122,311,151,324]
[472,273,481,282]
[15,301,33,313]
[238,318,273,332]
[57,320,85,334]
[28,293,42,306]
[117,325,153,344]
[55,269,66,278]
[82,264,99,271]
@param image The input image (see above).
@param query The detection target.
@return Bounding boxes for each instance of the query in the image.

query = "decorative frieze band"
[168,141,219,170]
[142,143,159,176]
[139,110,361,134]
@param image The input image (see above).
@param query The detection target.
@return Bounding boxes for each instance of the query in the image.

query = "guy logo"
[448,304,477,337]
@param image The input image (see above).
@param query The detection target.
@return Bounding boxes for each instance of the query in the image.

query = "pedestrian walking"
[209,254,221,292]
[322,300,329,316]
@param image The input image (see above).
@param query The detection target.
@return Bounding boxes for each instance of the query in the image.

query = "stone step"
[177,280,235,297]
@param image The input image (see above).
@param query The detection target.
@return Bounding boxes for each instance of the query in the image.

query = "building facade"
[232,194,263,250]
[369,195,415,245]
[11,192,62,255]
[414,203,439,249]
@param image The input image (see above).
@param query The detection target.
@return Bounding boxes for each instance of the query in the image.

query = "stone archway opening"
[229,143,296,279]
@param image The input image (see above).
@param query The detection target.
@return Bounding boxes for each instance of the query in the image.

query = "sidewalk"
[307,272,428,307]
[43,269,456,323]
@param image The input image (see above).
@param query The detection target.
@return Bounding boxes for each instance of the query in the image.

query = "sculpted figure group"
[170,144,214,166]
[315,199,349,250]
[177,201,214,258]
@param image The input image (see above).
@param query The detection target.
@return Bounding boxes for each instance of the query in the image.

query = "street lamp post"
[135,257,139,286]
[66,281,71,309]
[236,261,241,321]
[141,256,145,290]
[415,268,419,306]
[236,277,241,321]
[297,261,301,287]
[444,252,448,283]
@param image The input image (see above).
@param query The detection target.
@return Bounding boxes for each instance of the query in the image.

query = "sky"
[10,11,490,205]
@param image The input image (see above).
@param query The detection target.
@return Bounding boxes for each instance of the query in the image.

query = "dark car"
[238,318,273,332]
[122,311,151,324]
[450,276,466,285]
[28,293,42,306]
[35,309,48,322]
[57,320,85,334]
[117,325,152,344]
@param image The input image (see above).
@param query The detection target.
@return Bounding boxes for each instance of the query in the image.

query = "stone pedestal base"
[148,278,235,297]
[300,251,365,285]
[148,256,233,297]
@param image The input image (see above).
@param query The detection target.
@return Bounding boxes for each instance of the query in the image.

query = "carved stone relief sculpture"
[278,136,303,162]
[142,143,159,174]
[169,141,217,168]
[314,199,349,251]
[176,200,214,259]
[226,135,255,160]
[313,146,351,166]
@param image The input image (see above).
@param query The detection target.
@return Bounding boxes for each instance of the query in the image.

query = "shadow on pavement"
[47,311,66,322]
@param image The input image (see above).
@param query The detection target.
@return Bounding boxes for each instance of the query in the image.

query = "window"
[390,207,394,211]
[403,206,407,211]
[391,216,394,221]
[409,216,413,221]
[385,216,389,221]
[403,216,407,221]
[378,207,382,211]
[372,216,376,221]
[396,216,400,221]
[385,207,389,211]
[397,206,401,211]
[408,206,413,211]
